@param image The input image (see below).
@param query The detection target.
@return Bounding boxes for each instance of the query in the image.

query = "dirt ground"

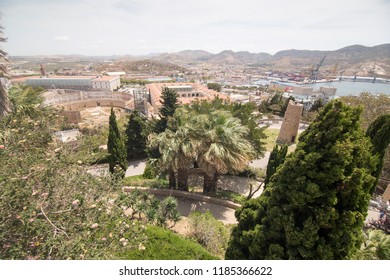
[78,107,126,127]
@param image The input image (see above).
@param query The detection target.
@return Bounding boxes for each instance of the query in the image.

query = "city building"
[293,86,313,95]
[91,76,121,91]
[14,75,121,91]
[146,83,228,114]
[319,86,337,97]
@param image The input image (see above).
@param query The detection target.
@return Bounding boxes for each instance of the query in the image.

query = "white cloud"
[53,36,70,42]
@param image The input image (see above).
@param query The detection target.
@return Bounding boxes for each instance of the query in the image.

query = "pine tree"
[226,100,378,260]
[264,144,288,187]
[107,108,127,175]
[125,110,147,159]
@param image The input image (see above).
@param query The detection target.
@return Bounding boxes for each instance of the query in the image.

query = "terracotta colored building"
[146,83,228,114]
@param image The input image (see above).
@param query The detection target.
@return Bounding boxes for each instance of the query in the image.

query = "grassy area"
[263,128,301,154]
[118,226,219,260]
[209,190,247,205]
[123,175,168,188]
[263,128,280,151]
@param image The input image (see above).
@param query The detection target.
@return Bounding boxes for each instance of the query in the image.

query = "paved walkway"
[125,158,147,177]
[125,153,272,178]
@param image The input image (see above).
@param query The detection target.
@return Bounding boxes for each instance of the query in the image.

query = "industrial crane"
[310,55,326,83]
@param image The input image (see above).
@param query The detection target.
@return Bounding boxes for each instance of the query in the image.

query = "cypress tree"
[264,144,288,187]
[366,114,390,189]
[160,87,179,118]
[107,108,127,174]
[125,110,147,159]
[154,87,179,133]
[226,100,378,260]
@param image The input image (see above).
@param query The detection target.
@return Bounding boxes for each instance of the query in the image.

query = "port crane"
[310,55,326,83]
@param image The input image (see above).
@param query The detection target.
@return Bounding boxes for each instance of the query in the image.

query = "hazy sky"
[1,0,390,56]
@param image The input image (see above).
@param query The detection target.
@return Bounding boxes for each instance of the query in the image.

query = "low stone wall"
[122,186,241,210]
[52,99,126,110]
[43,90,131,106]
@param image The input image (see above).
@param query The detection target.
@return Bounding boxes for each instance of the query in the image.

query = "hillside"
[95,59,186,75]
[151,44,390,77]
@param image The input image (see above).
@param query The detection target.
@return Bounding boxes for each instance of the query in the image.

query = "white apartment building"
[91,76,121,91]
[19,75,121,91]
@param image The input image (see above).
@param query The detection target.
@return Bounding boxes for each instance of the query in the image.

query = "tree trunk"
[212,173,220,191]
[203,172,219,194]
[177,168,189,191]
[168,169,176,189]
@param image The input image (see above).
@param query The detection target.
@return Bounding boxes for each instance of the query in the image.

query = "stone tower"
[277,100,303,144]
[40,64,46,77]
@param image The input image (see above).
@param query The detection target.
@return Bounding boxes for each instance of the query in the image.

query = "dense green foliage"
[8,85,44,116]
[340,93,390,182]
[353,230,390,260]
[189,98,266,157]
[160,87,179,118]
[280,96,295,115]
[264,144,288,187]
[107,108,127,174]
[260,93,295,116]
[309,98,324,112]
[125,110,147,159]
[119,190,181,227]
[188,211,230,257]
[366,114,390,188]
[123,175,168,188]
[226,100,378,259]
[0,108,148,259]
[155,87,179,133]
[120,78,149,86]
[0,101,219,260]
[119,226,218,260]
[207,82,221,92]
[150,106,257,193]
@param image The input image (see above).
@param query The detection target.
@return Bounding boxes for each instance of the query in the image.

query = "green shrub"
[143,161,159,179]
[208,190,246,205]
[123,176,168,188]
[119,226,218,260]
[188,211,230,258]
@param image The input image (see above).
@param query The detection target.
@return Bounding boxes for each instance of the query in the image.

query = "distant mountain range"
[150,44,390,77]
[10,44,390,78]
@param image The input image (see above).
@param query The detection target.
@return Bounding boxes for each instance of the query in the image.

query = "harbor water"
[254,79,390,96]
[299,80,390,96]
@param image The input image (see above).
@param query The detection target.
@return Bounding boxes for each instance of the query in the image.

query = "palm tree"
[197,110,256,194]
[149,108,201,191]
[0,21,10,118]
[8,85,44,116]
[354,230,390,260]
[158,196,181,228]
